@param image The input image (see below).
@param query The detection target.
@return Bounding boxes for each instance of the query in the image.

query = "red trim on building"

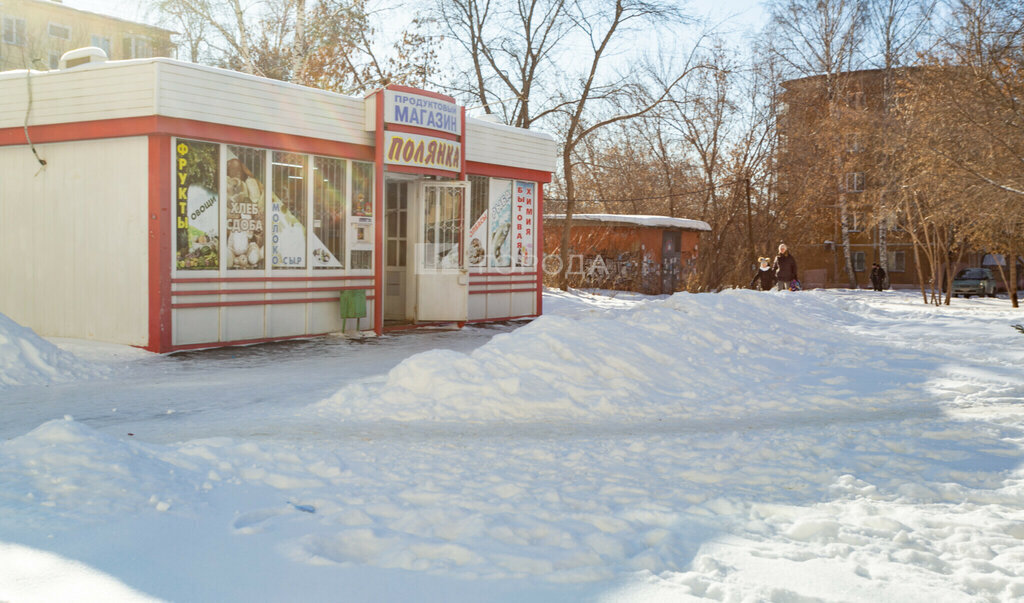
[167,332,334,352]
[1,116,375,161]
[374,91,385,336]
[384,85,456,104]
[384,165,459,179]
[171,295,373,310]
[465,161,552,184]
[468,287,538,295]
[460,107,467,180]
[170,275,372,284]
[172,285,373,296]
[469,271,539,277]
[536,182,545,316]
[147,135,173,353]
[466,314,537,324]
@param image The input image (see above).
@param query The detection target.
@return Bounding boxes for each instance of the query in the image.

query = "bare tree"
[769,0,868,287]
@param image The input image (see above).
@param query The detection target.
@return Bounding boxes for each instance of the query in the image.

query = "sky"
[65,0,770,40]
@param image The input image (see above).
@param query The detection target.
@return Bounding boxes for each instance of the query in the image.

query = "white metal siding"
[0,63,156,128]
[0,138,149,344]
[465,120,556,173]
[155,62,373,147]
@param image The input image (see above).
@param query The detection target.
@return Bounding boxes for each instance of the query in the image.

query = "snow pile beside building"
[313,289,924,423]
[0,313,104,388]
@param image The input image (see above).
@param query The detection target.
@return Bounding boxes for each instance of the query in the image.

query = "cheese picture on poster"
[489,179,512,267]
[513,181,535,267]
[271,197,306,268]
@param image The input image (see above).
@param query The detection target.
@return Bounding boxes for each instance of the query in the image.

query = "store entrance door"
[413,181,470,322]
[383,180,409,321]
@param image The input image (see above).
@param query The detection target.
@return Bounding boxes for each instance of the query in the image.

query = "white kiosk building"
[0,50,554,352]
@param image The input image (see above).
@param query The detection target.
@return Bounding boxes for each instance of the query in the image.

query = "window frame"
[3,16,27,46]
[48,22,71,41]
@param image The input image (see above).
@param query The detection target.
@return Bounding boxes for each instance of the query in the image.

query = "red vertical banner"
[148,135,173,352]
[513,181,536,268]
[374,90,385,335]
[535,182,544,316]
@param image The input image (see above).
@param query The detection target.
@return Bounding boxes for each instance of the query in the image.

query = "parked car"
[952,268,997,297]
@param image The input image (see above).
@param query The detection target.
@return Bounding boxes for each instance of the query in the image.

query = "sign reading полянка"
[384,132,461,173]
[384,90,461,136]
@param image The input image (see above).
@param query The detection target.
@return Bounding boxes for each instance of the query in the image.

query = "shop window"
[349,161,374,271]
[312,156,346,269]
[422,185,463,270]
[888,251,906,273]
[174,139,221,270]
[467,175,488,267]
[226,146,266,270]
[48,23,71,41]
[513,180,537,267]
[853,251,866,272]
[3,16,26,46]
[489,179,513,268]
[271,152,307,269]
[90,35,111,56]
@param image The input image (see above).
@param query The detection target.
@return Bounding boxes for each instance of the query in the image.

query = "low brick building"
[544,214,710,294]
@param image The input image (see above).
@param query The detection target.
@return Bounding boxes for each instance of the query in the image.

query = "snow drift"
[0,313,104,388]
[313,290,931,423]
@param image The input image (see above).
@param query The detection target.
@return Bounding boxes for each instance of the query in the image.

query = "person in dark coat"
[773,243,798,290]
[870,262,887,291]
[749,256,775,290]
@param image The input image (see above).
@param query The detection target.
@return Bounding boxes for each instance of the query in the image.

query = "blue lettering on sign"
[389,92,459,134]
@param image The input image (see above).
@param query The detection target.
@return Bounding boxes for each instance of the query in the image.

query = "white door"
[383,181,409,321]
[414,181,470,322]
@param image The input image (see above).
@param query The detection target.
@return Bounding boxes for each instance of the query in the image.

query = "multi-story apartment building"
[1,0,173,71]
[778,68,924,289]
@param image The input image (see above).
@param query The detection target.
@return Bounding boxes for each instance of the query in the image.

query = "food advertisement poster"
[175,139,220,270]
[488,179,512,267]
[271,200,306,268]
[468,210,487,266]
[513,181,535,267]
[225,146,266,270]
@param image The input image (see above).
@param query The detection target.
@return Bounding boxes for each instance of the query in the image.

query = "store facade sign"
[384,132,461,173]
[384,90,460,135]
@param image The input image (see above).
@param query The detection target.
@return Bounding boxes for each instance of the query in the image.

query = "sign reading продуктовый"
[384,90,460,136]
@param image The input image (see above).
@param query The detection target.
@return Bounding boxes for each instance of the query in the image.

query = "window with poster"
[226,146,266,270]
[271,152,307,269]
[312,156,346,269]
[350,161,374,271]
[174,139,220,270]
[172,138,372,275]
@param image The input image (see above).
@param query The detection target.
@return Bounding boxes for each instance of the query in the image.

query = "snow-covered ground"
[2,288,1023,602]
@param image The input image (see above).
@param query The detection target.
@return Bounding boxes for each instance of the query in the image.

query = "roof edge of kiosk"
[2,54,556,174]
[546,213,712,232]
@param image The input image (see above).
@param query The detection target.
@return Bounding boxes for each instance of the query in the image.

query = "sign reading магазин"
[384,90,461,136]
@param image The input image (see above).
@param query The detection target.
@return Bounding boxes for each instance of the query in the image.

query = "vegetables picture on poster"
[489,179,512,267]
[175,139,220,270]
[226,146,266,270]
[513,181,535,267]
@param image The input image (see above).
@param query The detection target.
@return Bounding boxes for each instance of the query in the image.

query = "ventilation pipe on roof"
[59,47,108,69]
